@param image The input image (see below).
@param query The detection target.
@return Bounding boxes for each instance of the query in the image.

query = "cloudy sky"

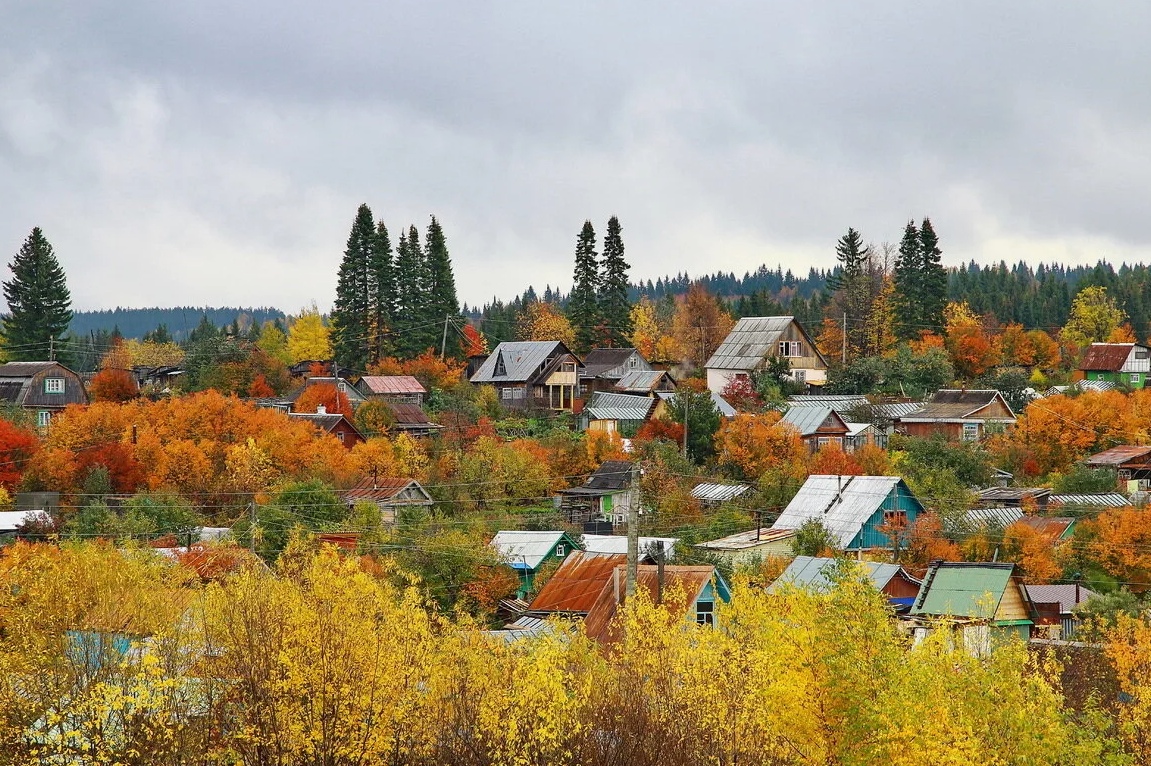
[2,2,1150,312]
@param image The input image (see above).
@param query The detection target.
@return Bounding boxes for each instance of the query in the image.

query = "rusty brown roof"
[1016,516,1075,543]
[583,565,718,645]
[387,403,432,425]
[898,389,1014,421]
[360,375,426,395]
[344,477,430,503]
[529,552,629,614]
[1083,445,1151,467]
[1079,343,1141,372]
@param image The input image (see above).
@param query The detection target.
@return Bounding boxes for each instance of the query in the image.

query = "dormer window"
[44,378,64,394]
[493,352,507,377]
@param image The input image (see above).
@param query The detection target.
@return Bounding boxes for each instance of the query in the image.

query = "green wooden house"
[1079,343,1151,389]
[490,530,583,599]
[909,561,1036,655]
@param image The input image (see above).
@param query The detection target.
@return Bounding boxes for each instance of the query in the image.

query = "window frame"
[37,410,51,429]
[961,423,980,442]
[555,544,566,558]
[695,600,714,626]
[44,377,65,395]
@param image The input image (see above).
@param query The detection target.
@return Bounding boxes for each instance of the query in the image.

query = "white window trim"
[695,601,714,626]
[44,377,65,394]
[555,544,566,557]
[37,411,51,428]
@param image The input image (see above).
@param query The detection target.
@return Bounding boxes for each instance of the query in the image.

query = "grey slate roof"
[768,555,917,593]
[1049,492,1130,508]
[953,507,1025,530]
[771,475,915,549]
[788,395,869,412]
[583,392,655,422]
[691,482,750,503]
[780,406,847,437]
[470,341,574,383]
[1045,380,1118,396]
[705,316,797,371]
[581,348,638,378]
[655,390,737,417]
[490,531,572,570]
[615,370,671,392]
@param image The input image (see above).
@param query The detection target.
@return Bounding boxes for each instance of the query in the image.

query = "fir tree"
[597,216,632,347]
[332,204,374,369]
[567,221,600,353]
[393,226,431,357]
[826,228,874,360]
[918,217,948,334]
[892,220,922,341]
[367,220,395,363]
[423,216,461,357]
[2,228,72,362]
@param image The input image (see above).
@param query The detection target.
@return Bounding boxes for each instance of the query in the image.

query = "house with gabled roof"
[704,316,827,394]
[490,530,584,599]
[909,562,1036,654]
[1083,445,1151,491]
[582,564,731,644]
[579,348,653,396]
[695,527,796,565]
[0,361,88,429]
[780,406,850,452]
[577,392,656,435]
[1078,342,1151,389]
[771,475,924,551]
[356,375,427,405]
[894,389,1016,442]
[614,369,677,395]
[470,341,582,411]
[288,407,365,448]
[557,460,640,526]
[343,477,433,524]
[769,555,922,608]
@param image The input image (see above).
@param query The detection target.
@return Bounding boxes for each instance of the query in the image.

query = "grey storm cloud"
[2,1,1150,312]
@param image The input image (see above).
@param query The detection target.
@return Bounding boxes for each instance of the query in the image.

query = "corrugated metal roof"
[490,531,573,570]
[530,552,629,613]
[581,535,678,559]
[583,392,655,421]
[962,507,1025,527]
[788,395,869,412]
[582,348,637,378]
[387,402,432,426]
[470,341,572,383]
[696,527,795,551]
[359,375,426,395]
[583,565,725,644]
[1049,492,1130,507]
[705,316,796,371]
[1083,445,1151,467]
[976,487,1051,503]
[911,562,1019,619]
[690,482,750,503]
[1045,380,1118,396]
[1025,584,1097,614]
[654,390,738,416]
[615,370,671,392]
[482,615,566,643]
[897,390,1015,422]
[780,406,847,437]
[344,477,432,504]
[873,402,924,418]
[1079,343,1143,372]
[1018,516,1076,542]
[771,475,915,549]
[0,361,60,377]
[768,555,914,593]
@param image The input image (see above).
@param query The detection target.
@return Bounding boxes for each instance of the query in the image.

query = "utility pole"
[248,501,257,554]
[440,314,450,361]
[842,311,847,365]
[48,336,54,362]
[681,391,689,459]
[626,495,638,600]
[654,539,665,605]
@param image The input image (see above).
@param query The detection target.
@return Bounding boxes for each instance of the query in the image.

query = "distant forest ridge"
[468,259,1151,341]
[69,307,286,341]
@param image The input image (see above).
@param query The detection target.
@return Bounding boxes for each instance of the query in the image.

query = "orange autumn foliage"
[248,374,276,398]
[1109,323,1138,343]
[1085,505,1151,590]
[585,431,629,466]
[714,413,806,481]
[89,368,138,403]
[460,324,489,357]
[1001,521,1064,584]
[807,443,862,476]
[294,383,354,418]
[635,418,684,444]
[852,444,893,475]
[943,301,1000,379]
[368,352,465,390]
[908,331,945,354]
[0,420,37,488]
[901,513,962,569]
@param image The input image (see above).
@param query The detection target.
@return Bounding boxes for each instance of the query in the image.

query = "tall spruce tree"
[393,226,431,357]
[827,228,874,359]
[332,204,374,369]
[597,216,632,347]
[892,220,922,341]
[367,220,395,363]
[3,227,72,362]
[568,221,600,353]
[918,217,948,334]
[423,216,460,357]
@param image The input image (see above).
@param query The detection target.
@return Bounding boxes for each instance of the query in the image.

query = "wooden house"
[288,407,365,448]
[582,565,731,644]
[780,406,850,452]
[557,460,640,526]
[356,375,427,405]
[1083,445,1151,491]
[894,389,1016,441]
[343,477,434,524]
[289,376,367,407]
[0,362,89,429]
[909,562,1036,654]
[614,369,677,396]
[771,475,924,551]
[704,316,828,394]
[1025,583,1097,640]
[1078,343,1151,389]
[490,530,584,599]
[580,348,653,397]
[770,555,922,610]
[577,392,656,435]
[695,527,796,566]
[384,402,443,437]
[469,341,582,411]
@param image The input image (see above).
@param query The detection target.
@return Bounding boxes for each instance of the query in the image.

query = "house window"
[628,356,638,368]
[695,601,714,626]
[1137,351,1149,360]
[883,510,908,527]
[512,388,525,399]
[37,411,51,429]
[44,378,65,394]
[1132,374,1141,385]
[555,544,566,558]
[817,437,830,449]
[500,387,513,400]
[777,341,802,357]
[962,423,979,442]
[1119,469,1132,480]
[337,380,347,393]
[336,431,345,443]
[794,369,806,384]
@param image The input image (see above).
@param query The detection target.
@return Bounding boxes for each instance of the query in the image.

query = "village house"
[489,530,583,599]
[383,402,443,438]
[1078,342,1151,389]
[771,475,924,551]
[975,486,1052,509]
[695,527,796,566]
[288,406,366,448]
[0,361,89,429]
[528,551,630,616]
[470,341,582,411]
[577,392,656,435]
[690,482,750,508]
[1083,445,1151,492]
[613,369,677,395]
[579,348,654,397]
[355,375,427,405]
[342,477,434,524]
[780,406,851,452]
[770,556,922,611]
[582,564,731,644]
[894,389,1016,441]
[704,316,828,394]
[908,562,1036,655]
[288,375,367,408]
[1025,584,1097,640]
[556,460,641,526]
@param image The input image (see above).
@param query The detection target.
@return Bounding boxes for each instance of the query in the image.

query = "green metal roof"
[910,563,1014,619]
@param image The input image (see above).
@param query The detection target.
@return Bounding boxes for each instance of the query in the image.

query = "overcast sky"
[3,2,1150,312]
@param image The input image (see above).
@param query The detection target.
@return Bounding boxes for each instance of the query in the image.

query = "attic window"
[44,378,64,394]
[695,601,714,626]
[555,544,566,557]
[628,356,638,368]
[493,352,507,377]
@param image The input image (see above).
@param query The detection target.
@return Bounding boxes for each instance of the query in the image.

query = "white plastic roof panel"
[490,531,567,570]
[771,475,905,549]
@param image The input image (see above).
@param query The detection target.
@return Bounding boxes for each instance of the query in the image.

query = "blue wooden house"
[489,530,584,599]
[770,475,924,550]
